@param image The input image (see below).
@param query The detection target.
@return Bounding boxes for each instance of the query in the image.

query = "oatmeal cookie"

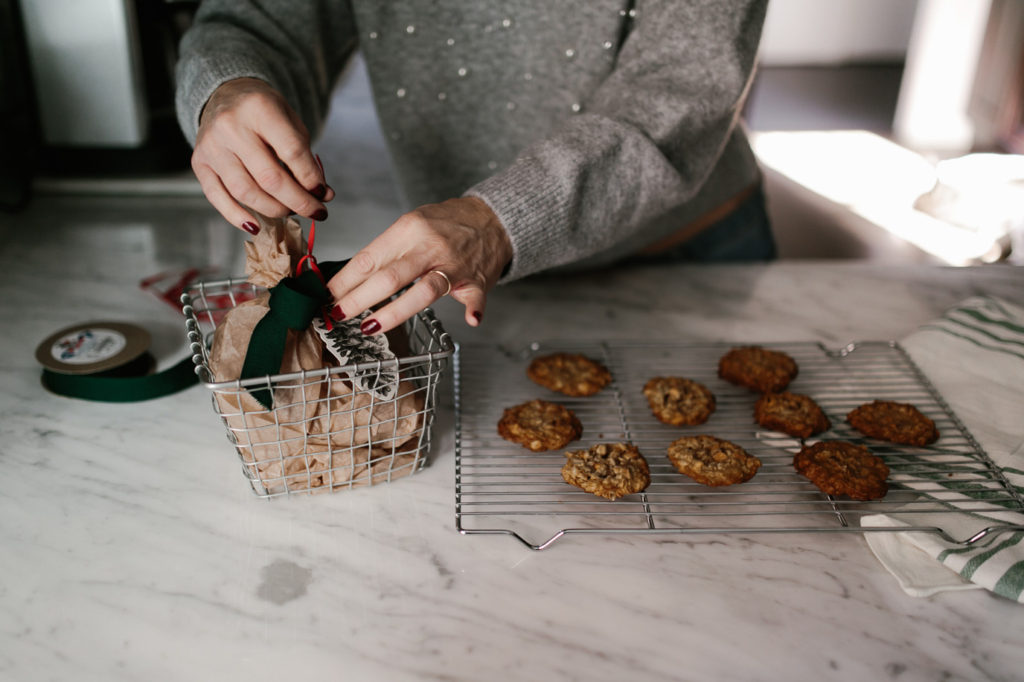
[846,400,939,446]
[717,346,798,393]
[794,440,890,500]
[561,442,651,500]
[527,352,612,397]
[666,435,761,486]
[497,399,583,452]
[643,377,716,426]
[754,391,831,439]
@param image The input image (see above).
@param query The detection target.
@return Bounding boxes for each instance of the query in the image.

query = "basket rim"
[181,277,455,390]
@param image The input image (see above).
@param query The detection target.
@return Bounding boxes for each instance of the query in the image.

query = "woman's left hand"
[326,196,513,335]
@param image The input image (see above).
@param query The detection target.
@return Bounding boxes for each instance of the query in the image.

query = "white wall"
[893,0,993,153]
[21,0,147,147]
[759,0,919,66]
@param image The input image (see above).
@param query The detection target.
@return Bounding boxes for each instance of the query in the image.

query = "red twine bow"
[294,220,334,331]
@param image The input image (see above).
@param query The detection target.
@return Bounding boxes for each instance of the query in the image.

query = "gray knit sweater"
[176,0,766,281]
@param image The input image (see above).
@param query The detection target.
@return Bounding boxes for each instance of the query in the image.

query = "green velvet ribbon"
[41,353,198,402]
[239,260,346,409]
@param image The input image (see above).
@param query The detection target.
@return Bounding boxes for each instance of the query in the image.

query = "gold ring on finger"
[429,269,452,297]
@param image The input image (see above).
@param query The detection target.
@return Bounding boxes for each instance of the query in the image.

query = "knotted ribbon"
[238,221,348,408]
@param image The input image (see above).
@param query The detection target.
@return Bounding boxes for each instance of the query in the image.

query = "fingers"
[313,154,335,203]
[192,162,264,233]
[357,271,465,336]
[327,242,458,337]
[325,197,510,335]
[236,137,325,219]
[451,285,487,328]
[192,79,332,229]
[193,145,292,226]
[331,250,426,326]
[251,112,329,213]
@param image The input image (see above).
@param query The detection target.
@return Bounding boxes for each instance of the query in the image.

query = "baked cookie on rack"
[561,442,651,500]
[754,391,831,439]
[497,399,583,452]
[717,346,798,393]
[643,376,716,426]
[527,352,612,397]
[794,440,890,500]
[666,435,761,486]
[846,400,939,446]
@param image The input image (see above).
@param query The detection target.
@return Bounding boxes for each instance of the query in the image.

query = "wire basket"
[455,340,1024,549]
[182,277,454,497]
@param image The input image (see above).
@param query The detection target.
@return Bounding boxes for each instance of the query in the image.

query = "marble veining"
[1,195,1024,681]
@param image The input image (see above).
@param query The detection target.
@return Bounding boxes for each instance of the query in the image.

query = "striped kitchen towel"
[863,296,1024,602]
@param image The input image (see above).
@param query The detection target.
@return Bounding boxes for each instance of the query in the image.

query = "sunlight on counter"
[751,130,1024,265]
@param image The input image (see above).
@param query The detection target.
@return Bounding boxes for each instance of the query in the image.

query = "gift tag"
[312,312,398,400]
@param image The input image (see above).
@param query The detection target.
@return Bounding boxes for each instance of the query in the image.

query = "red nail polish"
[330,304,345,321]
[312,208,328,221]
[472,311,483,322]
[311,184,327,200]
[360,318,381,335]
[242,221,260,235]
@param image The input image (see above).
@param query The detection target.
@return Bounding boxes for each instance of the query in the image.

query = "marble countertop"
[2,195,1024,681]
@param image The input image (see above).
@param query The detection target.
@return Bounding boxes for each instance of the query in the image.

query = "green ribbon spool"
[36,321,198,402]
[41,354,198,402]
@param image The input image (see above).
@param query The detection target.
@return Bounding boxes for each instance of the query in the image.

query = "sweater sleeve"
[465,0,767,281]
[174,0,358,145]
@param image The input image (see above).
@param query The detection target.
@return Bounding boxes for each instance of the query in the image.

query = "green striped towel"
[863,296,1024,602]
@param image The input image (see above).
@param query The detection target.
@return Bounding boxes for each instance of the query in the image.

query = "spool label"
[50,328,128,365]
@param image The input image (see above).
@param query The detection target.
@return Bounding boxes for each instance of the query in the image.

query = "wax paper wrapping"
[208,214,424,494]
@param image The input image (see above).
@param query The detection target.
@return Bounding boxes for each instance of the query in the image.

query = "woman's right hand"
[191,78,334,234]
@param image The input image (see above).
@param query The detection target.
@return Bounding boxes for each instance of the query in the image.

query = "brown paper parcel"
[208,214,424,494]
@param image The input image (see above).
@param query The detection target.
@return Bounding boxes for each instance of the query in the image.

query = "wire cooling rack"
[454,341,1024,550]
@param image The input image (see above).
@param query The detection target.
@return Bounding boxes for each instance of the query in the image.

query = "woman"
[176,0,773,336]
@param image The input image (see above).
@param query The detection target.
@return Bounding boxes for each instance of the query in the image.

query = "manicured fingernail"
[360,318,381,335]
[472,310,483,323]
[311,184,327,200]
[242,221,260,235]
[330,304,345,321]
[312,208,328,221]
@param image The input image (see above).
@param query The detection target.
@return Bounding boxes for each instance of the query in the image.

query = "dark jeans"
[634,186,777,263]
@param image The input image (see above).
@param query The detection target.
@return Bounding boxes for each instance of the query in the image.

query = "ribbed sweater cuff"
[175,54,276,145]
[465,160,568,284]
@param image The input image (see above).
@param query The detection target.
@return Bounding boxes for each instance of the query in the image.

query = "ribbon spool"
[36,321,197,402]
